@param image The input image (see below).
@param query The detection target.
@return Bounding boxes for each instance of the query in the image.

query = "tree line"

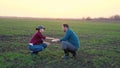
[84,15,120,21]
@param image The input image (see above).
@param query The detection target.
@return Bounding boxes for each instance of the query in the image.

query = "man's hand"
[51,39,60,42]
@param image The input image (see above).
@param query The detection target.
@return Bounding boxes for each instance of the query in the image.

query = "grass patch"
[0,18,120,68]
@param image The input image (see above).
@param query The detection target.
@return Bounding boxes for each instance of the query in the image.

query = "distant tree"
[97,17,107,20]
[110,15,120,20]
[86,17,92,20]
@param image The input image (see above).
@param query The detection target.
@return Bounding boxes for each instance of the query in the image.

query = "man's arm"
[60,30,71,42]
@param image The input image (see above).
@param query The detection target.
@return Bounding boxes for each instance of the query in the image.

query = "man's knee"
[61,41,68,49]
[61,41,66,44]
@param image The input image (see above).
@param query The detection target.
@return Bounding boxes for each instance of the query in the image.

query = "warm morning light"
[0,0,120,18]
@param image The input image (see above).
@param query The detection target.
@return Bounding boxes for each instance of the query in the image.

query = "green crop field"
[0,18,120,68]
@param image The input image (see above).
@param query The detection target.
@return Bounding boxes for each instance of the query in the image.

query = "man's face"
[62,26,66,32]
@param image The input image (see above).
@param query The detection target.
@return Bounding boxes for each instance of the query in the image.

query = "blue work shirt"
[60,29,80,49]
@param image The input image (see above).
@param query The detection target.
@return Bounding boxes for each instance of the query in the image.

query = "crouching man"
[28,25,50,55]
[53,24,80,59]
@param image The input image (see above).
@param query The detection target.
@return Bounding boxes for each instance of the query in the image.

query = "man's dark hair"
[63,24,69,28]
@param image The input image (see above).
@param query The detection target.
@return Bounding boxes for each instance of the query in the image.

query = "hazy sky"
[0,0,120,18]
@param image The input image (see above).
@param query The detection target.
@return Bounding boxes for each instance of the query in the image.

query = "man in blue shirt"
[53,24,80,59]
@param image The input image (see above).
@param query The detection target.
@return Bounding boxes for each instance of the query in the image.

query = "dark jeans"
[61,41,77,57]
[61,41,77,51]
